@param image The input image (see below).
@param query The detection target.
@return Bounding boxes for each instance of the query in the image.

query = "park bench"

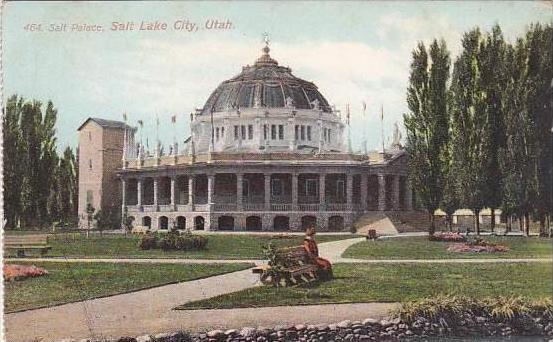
[252,246,319,286]
[5,235,51,257]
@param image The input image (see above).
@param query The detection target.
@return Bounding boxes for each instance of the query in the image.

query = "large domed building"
[81,42,414,232]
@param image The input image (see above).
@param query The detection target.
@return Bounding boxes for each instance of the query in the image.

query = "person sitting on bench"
[303,225,333,280]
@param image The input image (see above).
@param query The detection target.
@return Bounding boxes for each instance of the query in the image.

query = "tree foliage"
[3,95,78,229]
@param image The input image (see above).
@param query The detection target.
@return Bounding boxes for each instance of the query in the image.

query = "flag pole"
[362,101,367,154]
[381,104,385,154]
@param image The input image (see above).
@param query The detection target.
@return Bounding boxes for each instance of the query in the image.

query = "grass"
[343,236,553,260]
[3,233,353,259]
[4,261,252,313]
[176,262,553,310]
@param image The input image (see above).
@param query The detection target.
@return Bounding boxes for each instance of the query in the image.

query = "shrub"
[138,234,158,250]
[192,235,208,250]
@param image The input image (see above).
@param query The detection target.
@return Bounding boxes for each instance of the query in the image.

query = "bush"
[138,234,158,250]
[139,230,208,251]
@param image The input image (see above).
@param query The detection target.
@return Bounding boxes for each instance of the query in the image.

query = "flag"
[381,104,384,121]
[171,115,176,123]
[123,112,127,121]
[362,101,366,112]
[137,120,143,127]
[146,137,149,148]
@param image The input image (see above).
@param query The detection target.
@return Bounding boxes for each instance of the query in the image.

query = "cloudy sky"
[3,1,551,152]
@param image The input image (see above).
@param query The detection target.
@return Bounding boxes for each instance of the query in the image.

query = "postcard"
[1,1,552,342]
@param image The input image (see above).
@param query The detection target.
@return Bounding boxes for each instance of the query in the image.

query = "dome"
[200,45,332,115]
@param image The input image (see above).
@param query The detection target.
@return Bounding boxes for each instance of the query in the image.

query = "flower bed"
[448,237,510,253]
[429,231,467,242]
[4,264,48,282]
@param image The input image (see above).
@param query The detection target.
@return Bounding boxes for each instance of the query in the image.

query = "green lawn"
[176,262,553,310]
[4,233,353,259]
[4,261,252,313]
[343,236,553,260]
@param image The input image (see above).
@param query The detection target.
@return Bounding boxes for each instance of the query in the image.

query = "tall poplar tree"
[450,28,488,234]
[404,39,451,235]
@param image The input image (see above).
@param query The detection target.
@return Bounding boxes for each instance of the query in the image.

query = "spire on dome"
[255,32,278,66]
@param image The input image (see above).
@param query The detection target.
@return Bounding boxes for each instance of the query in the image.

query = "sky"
[3,1,551,153]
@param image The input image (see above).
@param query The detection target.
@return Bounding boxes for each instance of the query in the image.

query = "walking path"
[5,237,551,342]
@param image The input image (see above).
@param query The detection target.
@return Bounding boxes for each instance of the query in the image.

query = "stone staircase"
[353,210,429,235]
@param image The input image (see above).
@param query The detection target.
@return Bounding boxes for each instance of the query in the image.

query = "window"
[264,125,268,140]
[86,190,93,204]
[221,127,225,138]
[278,125,284,140]
[248,125,253,140]
[234,126,239,140]
[271,178,283,196]
[88,131,92,141]
[327,129,331,143]
[295,125,299,140]
[271,125,277,140]
[323,128,327,142]
[307,126,312,141]
[306,179,318,197]
[241,125,246,140]
[216,127,220,141]
[300,125,305,140]
[89,159,92,170]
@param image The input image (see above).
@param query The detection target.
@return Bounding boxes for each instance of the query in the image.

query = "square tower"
[77,118,131,228]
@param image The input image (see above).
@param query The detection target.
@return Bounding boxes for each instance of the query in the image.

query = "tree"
[3,95,24,228]
[404,39,451,235]
[479,25,507,233]
[450,28,488,235]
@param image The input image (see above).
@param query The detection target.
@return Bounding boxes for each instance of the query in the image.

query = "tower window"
[241,125,246,140]
[234,126,239,140]
[278,125,284,140]
[216,127,220,141]
[264,125,268,140]
[248,125,253,140]
[307,126,312,141]
[221,127,225,138]
[327,129,331,143]
[88,132,92,141]
[89,159,92,170]
[271,125,276,140]
[300,125,305,140]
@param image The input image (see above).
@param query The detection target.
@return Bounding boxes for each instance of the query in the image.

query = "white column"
[393,175,400,210]
[264,173,271,211]
[237,173,243,211]
[346,174,353,209]
[360,174,368,211]
[137,178,143,208]
[207,174,214,205]
[188,176,194,207]
[319,173,326,211]
[121,178,127,212]
[378,174,387,211]
[288,117,295,151]
[170,176,176,209]
[292,173,298,210]
[153,178,159,209]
